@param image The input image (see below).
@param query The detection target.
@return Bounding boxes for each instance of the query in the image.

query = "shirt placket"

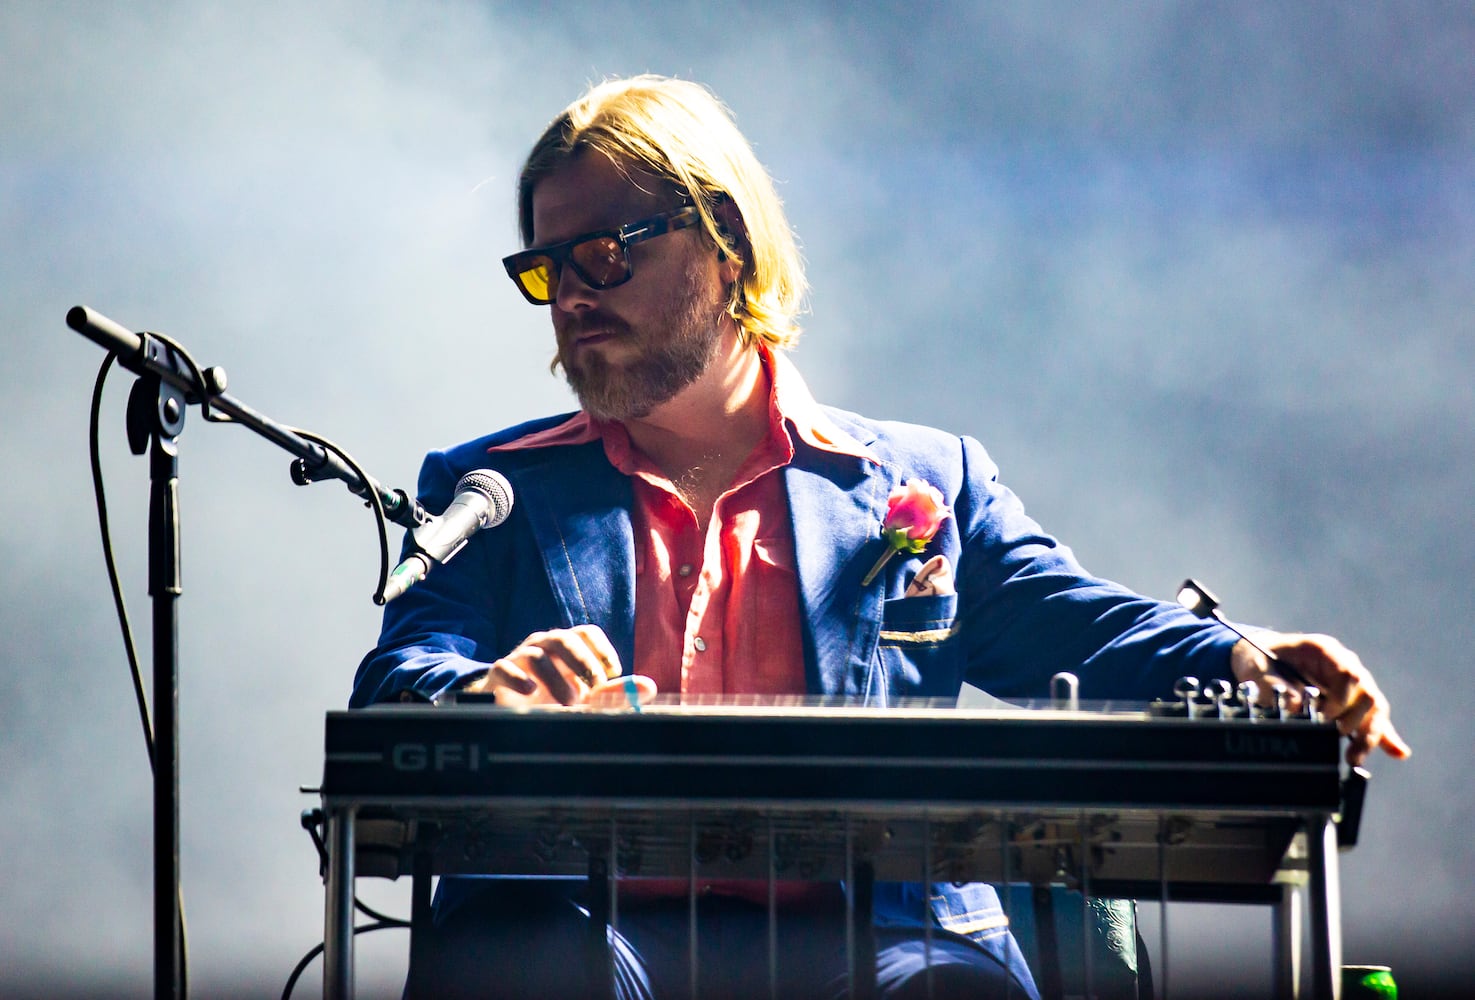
[680,497,729,695]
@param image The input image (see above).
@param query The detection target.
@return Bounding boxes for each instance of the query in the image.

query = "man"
[353,75,1409,999]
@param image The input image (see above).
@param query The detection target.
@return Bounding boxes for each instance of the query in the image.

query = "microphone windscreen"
[456,469,514,526]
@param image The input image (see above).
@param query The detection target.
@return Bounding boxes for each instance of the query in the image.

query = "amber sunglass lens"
[518,257,556,302]
[571,236,628,287]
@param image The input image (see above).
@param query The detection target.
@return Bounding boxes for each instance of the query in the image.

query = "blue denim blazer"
[353,406,1239,997]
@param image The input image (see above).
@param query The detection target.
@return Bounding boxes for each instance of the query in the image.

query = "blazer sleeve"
[949,434,1239,701]
[350,449,514,706]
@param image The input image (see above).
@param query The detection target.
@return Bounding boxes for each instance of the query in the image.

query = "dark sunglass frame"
[502,205,701,305]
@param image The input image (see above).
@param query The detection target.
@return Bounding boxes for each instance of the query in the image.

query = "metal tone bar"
[324,807,356,1000]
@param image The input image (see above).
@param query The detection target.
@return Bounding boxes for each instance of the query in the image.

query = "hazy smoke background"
[2,1,1470,995]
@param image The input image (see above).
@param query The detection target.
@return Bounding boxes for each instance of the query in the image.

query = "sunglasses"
[502,205,701,305]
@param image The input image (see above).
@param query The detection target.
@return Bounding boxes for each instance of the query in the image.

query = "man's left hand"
[1230,633,1411,767]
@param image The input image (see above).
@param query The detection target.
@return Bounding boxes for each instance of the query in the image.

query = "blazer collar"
[785,435,893,696]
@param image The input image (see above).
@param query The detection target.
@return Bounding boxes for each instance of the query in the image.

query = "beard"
[556,261,727,422]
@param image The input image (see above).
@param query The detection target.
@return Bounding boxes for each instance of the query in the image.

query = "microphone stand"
[129,367,186,1000]
[67,305,423,1000]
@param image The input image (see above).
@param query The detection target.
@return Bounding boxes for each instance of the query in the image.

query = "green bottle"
[1341,965,1396,999]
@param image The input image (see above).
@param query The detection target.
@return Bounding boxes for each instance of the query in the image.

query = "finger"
[1274,635,1370,714]
[1335,694,1411,764]
[1321,680,1411,764]
[586,674,659,710]
[1378,721,1413,759]
[1347,721,1411,766]
[504,628,602,699]
[1348,677,1410,759]
[485,659,538,696]
[926,555,955,594]
[519,645,581,705]
[570,624,624,682]
[529,626,614,688]
[905,555,941,597]
[904,555,953,598]
[1330,688,1374,739]
[1259,633,1410,762]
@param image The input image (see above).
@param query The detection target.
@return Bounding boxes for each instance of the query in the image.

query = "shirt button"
[677,563,694,577]
[693,636,707,652]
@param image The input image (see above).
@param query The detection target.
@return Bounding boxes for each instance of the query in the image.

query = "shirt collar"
[486,411,600,452]
[766,346,879,465]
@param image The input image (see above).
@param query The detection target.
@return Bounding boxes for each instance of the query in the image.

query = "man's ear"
[713,195,747,279]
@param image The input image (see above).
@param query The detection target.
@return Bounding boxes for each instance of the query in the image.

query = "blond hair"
[517,75,806,350]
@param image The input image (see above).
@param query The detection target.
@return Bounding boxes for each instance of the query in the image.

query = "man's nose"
[553,266,600,312]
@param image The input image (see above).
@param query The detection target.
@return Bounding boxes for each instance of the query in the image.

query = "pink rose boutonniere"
[860,478,953,586]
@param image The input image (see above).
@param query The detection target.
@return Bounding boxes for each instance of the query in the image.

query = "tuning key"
[1173,676,1201,717]
[1236,680,1261,719]
[1202,679,1234,718]
[1269,682,1290,720]
[1050,672,1081,712]
[1299,685,1322,722]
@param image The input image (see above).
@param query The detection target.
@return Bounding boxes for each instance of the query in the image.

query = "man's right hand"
[464,624,653,707]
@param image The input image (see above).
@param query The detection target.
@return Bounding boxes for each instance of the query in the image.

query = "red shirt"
[490,347,877,695]
[490,350,876,904]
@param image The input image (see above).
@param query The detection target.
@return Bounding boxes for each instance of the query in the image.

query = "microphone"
[378,469,513,604]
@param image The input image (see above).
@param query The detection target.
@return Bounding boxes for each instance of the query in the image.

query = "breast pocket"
[870,593,961,704]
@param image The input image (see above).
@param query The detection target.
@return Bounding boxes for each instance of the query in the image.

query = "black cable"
[279,941,323,1000]
[280,919,410,1000]
[283,427,392,602]
[292,809,414,999]
[158,331,391,599]
[300,809,407,925]
[90,355,153,766]
[124,330,391,601]
[353,895,406,926]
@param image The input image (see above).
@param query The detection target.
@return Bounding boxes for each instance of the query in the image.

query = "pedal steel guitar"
[317,689,1355,999]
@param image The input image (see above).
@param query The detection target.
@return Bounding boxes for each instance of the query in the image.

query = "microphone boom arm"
[67,305,429,529]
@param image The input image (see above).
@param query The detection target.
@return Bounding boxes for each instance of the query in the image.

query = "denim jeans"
[407,881,1032,1000]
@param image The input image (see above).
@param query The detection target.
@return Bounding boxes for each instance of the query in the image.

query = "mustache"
[562,310,633,338]
[554,310,633,374]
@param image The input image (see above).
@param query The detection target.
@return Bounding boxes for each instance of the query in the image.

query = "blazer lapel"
[786,447,894,696]
[503,444,638,672]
